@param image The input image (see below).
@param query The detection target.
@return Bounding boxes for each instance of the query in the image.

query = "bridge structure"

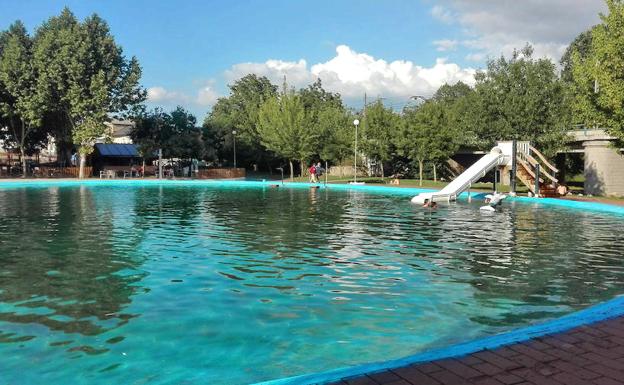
[567,129,624,197]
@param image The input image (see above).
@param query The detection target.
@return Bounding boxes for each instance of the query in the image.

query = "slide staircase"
[515,144,559,197]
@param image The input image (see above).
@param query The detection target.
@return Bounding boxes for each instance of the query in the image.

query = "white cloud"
[147,83,220,109]
[225,59,314,87]
[434,0,606,63]
[433,39,458,52]
[196,84,219,106]
[224,44,476,103]
[431,5,454,24]
[147,86,191,104]
[465,52,485,62]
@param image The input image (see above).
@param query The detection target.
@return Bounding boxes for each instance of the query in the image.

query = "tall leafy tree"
[204,74,277,169]
[33,9,146,177]
[257,91,315,180]
[0,21,46,176]
[361,100,399,178]
[396,101,459,185]
[133,107,204,163]
[166,107,204,161]
[316,105,353,167]
[132,108,171,161]
[299,78,350,168]
[470,45,569,156]
[561,28,595,84]
[571,0,624,142]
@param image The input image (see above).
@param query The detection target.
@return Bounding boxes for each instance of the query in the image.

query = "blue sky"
[0,0,606,119]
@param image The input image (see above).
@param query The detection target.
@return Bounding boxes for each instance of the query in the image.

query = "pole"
[494,167,498,193]
[233,135,237,169]
[325,160,328,187]
[158,148,163,179]
[354,122,358,183]
[535,163,540,198]
[510,140,517,195]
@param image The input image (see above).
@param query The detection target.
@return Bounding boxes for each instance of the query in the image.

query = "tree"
[33,9,146,177]
[470,45,569,156]
[299,78,350,172]
[0,21,46,177]
[571,0,624,142]
[361,100,399,178]
[257,91,315,180]
[561,28,595,84]
[166,107,204,162]
[133,107,204,174]
[204,74,277,169]
[397,101,459,185]
[132,108,170,164]
[316,105,353,167]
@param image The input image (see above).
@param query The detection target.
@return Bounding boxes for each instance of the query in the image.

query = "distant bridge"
[565,129,624,196]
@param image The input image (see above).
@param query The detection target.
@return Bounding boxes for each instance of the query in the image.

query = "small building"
[91,143,141,176]
[103,119,134,144]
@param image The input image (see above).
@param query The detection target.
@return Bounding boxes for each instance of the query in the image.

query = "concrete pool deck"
[328,316,624,385]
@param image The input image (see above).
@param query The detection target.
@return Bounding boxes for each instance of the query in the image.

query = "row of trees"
[0,8,145,177]
[201,46,569,184]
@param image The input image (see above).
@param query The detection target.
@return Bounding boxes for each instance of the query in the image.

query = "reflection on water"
[0,185,623,384]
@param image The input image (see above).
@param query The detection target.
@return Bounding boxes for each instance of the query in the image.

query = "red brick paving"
[327,317,624,385]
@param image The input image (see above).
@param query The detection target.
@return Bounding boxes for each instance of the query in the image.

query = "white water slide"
[411,147,509,204]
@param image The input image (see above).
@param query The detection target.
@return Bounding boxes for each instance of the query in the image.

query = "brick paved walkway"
[328,316,624,385]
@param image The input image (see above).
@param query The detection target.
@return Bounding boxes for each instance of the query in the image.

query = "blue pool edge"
[255,295,624,385]
[3,178,624,385]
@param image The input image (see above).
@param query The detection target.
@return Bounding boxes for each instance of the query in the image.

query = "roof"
[94,143,140,157]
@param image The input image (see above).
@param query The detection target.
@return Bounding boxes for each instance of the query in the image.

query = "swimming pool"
[1,181,623,384]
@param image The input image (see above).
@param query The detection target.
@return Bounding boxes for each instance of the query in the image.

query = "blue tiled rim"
[2,179,624,385]
[257,296,624,385]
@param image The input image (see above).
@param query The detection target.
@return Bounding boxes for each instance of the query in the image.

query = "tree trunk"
[79,153,87,179]
[381,161,385,179]
[142,159,146,178]
[56,139,73,166]
[300,159,306,178]
[433,163,437,182]
[419,159,424,186]
[21,147,27,178]
[289,160,294,181]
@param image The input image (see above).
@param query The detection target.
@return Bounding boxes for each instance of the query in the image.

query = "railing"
[517,145,558,185]
[197,168,246,179]
[34,166,92,178]
[529,145,558,174]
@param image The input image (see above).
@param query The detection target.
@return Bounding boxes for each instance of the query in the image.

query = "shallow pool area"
[1,181,624,384]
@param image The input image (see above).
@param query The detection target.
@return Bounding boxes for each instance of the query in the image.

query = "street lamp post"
[232,130,237,168]
[353,119,359,183]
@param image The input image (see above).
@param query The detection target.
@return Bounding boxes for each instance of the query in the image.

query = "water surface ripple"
[0,185,623,384]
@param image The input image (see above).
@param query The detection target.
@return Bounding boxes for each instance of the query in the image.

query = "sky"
[0,0,608,119]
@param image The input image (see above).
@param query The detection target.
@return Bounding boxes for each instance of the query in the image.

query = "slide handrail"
[529,145,559,173]
[517,157,544,184]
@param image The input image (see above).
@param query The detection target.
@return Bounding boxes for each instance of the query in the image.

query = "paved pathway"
[328,316,624,385]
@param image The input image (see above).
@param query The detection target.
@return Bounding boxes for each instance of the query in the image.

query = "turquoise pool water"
[1,182,624,384]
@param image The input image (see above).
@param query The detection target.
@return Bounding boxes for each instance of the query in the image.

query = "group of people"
[308,162,325,183]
